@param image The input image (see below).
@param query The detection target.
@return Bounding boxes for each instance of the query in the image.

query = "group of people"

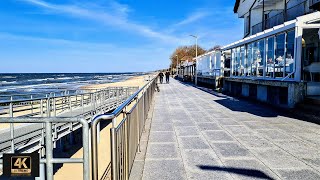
[159,71,170,84]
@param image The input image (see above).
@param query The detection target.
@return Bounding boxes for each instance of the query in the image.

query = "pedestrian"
[159,71,164,84]
[165,71,170,83]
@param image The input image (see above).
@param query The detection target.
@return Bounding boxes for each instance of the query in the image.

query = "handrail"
[90,74,157,180]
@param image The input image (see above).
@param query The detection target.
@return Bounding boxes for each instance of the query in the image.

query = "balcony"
[251,0,311,35]
[309,0,320,10]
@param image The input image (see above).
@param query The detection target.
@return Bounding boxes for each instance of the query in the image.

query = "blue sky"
[0,0,243,73]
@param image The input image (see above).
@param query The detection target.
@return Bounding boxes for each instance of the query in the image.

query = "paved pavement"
[136,78,320,180]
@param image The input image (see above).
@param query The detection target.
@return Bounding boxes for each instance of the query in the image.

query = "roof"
[234,0,240,13]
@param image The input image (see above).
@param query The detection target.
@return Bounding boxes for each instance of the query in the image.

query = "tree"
[170,45,206,68]
[207,45,222,52]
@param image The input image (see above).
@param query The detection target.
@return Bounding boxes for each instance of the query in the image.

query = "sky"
[0,0,243,73]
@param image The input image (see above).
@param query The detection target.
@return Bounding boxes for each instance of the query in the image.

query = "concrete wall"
[223,79,305,108]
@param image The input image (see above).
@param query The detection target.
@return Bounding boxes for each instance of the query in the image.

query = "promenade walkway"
[131,78,320,180]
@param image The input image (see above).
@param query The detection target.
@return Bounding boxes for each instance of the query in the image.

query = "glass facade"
[229,29,296,79]
[197,52,222,77]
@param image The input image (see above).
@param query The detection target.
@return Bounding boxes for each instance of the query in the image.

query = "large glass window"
[266,37,275,78]
[252,42,259,76]
[247,43,253,76]
[286,30,295,78]
[240,46,245,76]
[275,33,285,77]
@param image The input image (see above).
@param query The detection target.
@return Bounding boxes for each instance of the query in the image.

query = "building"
[195,50,225,89]
[234,0,319,37]
[221,5,320,108]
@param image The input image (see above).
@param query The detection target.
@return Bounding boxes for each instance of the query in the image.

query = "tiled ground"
[140,78,320,180]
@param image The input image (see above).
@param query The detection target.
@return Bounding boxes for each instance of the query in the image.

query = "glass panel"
[286,30,295,78]
[247,43,253,76]
[240,46,245,76]
[275,33,285,78]
[266,36,275,78]
[252,42,258,76]
[257,39,265,77]
[231,48,236,76]
[236,47,241,76]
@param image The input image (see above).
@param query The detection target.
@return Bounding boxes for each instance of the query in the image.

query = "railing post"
[47,98,51,117]
[40,99,44,117]
[45,122,53,180]
[9,97,15,153]
[31,95,34,114]
[53,97,56,117]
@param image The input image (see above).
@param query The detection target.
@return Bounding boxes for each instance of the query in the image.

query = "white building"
[234,0,319,37]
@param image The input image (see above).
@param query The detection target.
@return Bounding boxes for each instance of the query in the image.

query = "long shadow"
[198,165,274,180]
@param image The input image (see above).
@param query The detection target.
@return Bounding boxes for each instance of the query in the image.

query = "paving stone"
[175,126,200,136]
[151,123,174,131]
[182,150,220,170]
[214,118,240,126]
[143,160,186,180]
[178,136,210,149]
[237,135,275,149]
[149,131,175,143]
[197,122,221,131]
[187,171,232,180]
[251,148,308,169]
[146,143,179,159]
[258,129,294,141]
[277,169,320,180]
[203,131,235,142]
[211,142,251,158]
[174,120,196,126]
[223,125,255,136]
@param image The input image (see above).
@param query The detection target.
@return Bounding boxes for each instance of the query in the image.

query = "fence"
[0,117,90,180]
[0,87,138,160]
[91,75,157,180]
[0,87,137,118]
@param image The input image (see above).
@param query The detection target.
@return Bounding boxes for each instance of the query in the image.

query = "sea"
[0,73,143,101]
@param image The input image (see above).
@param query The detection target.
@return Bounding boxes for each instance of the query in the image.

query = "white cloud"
[174,11,210,27]
[22,0,183,43]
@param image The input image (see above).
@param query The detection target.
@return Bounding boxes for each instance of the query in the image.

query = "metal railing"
[0,87,138,159]
[265,11,284,29]
[0,87,137,118]
[91,75,157,180]
[0,117,90,180]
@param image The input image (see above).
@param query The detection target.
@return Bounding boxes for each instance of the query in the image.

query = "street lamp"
[175,55,179,77]
[190,34,198,85]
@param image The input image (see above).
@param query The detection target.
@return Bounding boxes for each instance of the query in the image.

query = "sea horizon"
[0,72,146,99]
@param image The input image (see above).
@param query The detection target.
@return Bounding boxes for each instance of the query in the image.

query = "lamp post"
[190,34,198,85]
[175,55,179,77]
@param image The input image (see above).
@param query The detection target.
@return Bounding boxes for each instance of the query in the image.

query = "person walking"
[165,71,170,83]
[159,72,164,84]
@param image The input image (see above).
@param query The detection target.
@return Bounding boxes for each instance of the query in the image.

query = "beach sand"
[54,74,154,179]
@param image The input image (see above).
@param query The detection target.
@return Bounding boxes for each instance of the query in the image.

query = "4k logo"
[11,156,32,174]
[2,153,39,177]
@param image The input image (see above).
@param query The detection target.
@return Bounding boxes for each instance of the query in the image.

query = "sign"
[2,153,39,177]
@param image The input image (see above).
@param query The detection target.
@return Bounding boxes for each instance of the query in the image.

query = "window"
[266,37,275,78]
[245,15,250,35]
[257,39,265,77]
[275,33,285,77]
[247,43,253,76]
[252,42,259,76]
[231,48,236,76]
[286,30,295,78]
[240,46,245,76]
[236,47,241,76]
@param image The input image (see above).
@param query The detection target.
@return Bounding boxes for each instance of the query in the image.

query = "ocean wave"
[0,81,17,84]
[0,88,8,92]
[56,77,73,80]
[1,76,16,79]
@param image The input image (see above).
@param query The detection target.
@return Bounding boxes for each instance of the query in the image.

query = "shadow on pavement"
[198,165,275,180]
